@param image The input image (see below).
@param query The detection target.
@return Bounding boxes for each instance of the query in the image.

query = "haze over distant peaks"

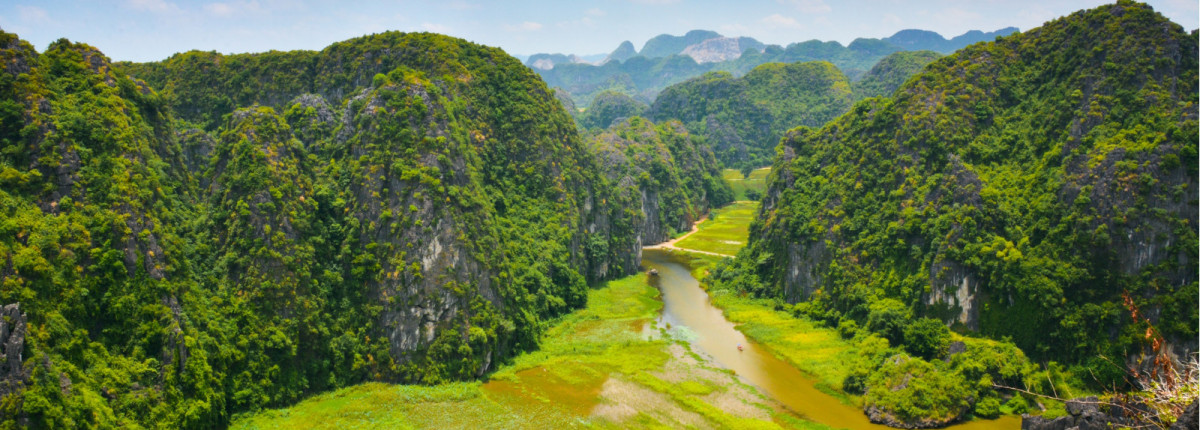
[602,40,638,65]
[526,52,590,70]
[884,27,1020,53]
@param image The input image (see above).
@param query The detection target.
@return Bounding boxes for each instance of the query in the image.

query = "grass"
[670,202,867,408]
[707,293,868,404]
[723,168,770,201]
[233,269,803,429]
[674,201,758,256]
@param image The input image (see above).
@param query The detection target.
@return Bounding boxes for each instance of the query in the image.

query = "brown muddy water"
[641,249,1020,430]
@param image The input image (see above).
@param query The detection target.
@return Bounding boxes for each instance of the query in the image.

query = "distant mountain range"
[524,27,1018,105]
[884,27,1019,53]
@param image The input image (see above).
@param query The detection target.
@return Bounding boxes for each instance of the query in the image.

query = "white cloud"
[204,1,263,17]
[882,13,902,27]
[205,3,234,16]
[16,5,50,23]
[421,22,451,33]
[586,8,606,17]
[506,21,543,31]
[762,13,804,29]
[719,23,749,34]
[448,1,480,11]
[933,7,982,30]
[778,0,831,14]
[125,0,173,12]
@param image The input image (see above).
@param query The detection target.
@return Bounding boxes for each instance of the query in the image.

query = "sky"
[0,0,1196,62]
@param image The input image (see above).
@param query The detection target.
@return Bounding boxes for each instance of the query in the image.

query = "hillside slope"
[649,61,854,169]
[852,50,943,100]
[734,1,1197,367]
[0,30,727,428]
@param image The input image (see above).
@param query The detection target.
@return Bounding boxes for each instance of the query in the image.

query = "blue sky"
[1,1,1196,62]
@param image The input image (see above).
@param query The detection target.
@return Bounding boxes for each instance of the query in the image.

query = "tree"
[903,317,951,360]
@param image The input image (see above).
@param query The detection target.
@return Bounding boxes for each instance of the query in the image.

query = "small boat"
[737,343,744,352]
[648,269,659,276]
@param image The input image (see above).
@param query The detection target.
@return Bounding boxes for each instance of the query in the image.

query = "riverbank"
[662,205,1058,429]
[232,268,807,429]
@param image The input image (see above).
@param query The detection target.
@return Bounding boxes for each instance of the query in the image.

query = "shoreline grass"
[233,267,802,429]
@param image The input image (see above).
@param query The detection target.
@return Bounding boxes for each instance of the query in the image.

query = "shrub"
[866,298,910,345]
[838,319,859,339]
[864,354,972,425]
[974,396,1001,419]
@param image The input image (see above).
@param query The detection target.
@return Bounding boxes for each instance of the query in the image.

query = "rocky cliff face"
[744,2,1197,362]
[0,303,28,425]
[0,29,718,427]
[681,37,764,63]
[587,117,733,256]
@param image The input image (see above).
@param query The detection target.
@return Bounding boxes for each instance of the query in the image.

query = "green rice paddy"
[674,201,758,256]
[722,168,770,201]
[232,271,798,429]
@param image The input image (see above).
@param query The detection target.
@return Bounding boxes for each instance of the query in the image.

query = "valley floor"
[231,260,814,429]
[233,199,1023,429]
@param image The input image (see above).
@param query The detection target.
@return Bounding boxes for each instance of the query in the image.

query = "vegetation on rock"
[712,2,1198,427]
[0,30,728,428]
[649,61,853,169]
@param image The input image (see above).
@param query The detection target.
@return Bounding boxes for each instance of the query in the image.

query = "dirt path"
[643,216,735,258]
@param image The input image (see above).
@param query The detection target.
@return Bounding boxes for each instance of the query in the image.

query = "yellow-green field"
[723,168,770,201]
[674,201,758,256]
[233,271,809,429]
[708,293,870,401]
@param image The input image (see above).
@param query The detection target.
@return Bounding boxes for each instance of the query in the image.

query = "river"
[641,248,1019,430]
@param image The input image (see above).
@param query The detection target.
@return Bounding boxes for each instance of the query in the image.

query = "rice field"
[722,167,770,201]
[232,272,803,429]
[674,201,758,256]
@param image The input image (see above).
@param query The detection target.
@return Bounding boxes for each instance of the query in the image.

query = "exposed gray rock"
[1021,415,1073,430]
[865,404,964,429]
[681,37,763,63]
[0,303,29,426]
[1065,396,1100,416]
[1170,401,1197,430]
[1022,396,1128,430]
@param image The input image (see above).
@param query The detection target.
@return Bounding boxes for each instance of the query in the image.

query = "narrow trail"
[642,215,735,258]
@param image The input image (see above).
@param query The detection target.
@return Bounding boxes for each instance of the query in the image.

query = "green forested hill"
[649,61,854,169]
[579,90,648,130]
[589,117,733,241]
[851,50,943,100]
[718,0,1196,393]
[0,30,727,428]
[706,3,1197,426]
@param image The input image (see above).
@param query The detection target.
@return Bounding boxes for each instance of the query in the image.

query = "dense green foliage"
[712,1,1197,426]
[588,117,733,240]
[649,62,853,169]
[707,257,1057,428]
[851,50,943,101]
[579,91,648,130]
[0,30,727,428]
